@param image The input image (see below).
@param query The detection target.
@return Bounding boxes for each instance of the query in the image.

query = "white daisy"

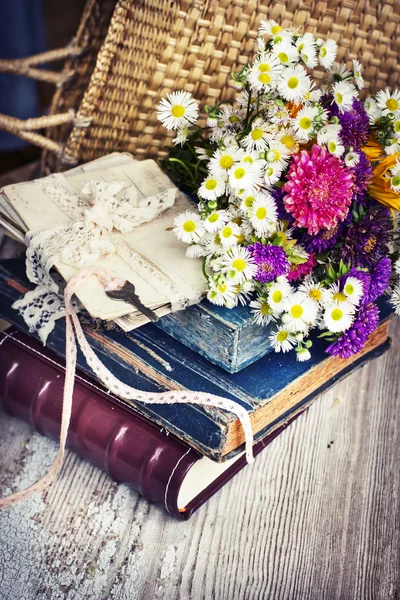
[332,81,357,113]
[173,127,189,146]
[319,39,337,69]
[207,282,237,307]
[209,147,244,178]
[219,221,242,247]
[269,327,296,353]
[344,151,360,168]
[390,160,400,192]
[376,88,400,115]
[206,113,220,128]
[256,36,266,53]
[157,91,199,130]
[173,211,205,244]
[394,257,400,275]
[218,105,244,129]
[281,292,319,332]
[248,53,282,91]
[229,161,263,191]
[296,348,312,361]
[238,193,258,215]
[329,62,351,80]
[250,296,276,326]
[195,147,211,161]
[298,40,318,69]
[393,118,400,137]
[204,210,230,233]
[276,127,300,153]
[198,176,226,201]
[241,150,265,169]
[326,136,345,157]
[202,232,224,256]
[265,141,291,168]
[258,19,283,37]
[271,39,298,65]
[298,277,328,304]
[294,105,319,140]
[364,97,381,124]
[243,123,270,151]
[391,158,400,176]
[323,302,355,333]
[186,244,206,259]
[236,89,257,108]
[352,59,364,89]
[250,194,278,234]
[302,81,323,104]
[317,123,341,145]
[342,276,364,306]
[267,104,292,126]
[296,32,315,51]
[324,281,351,306]
[216,246,257,283]
[390,283,400,316]
[278,65,311,102]
[234,281,255,306]
[264,163,284,185]
[385,139,400,156]
[271,30,294,46]
[268,279,292,314]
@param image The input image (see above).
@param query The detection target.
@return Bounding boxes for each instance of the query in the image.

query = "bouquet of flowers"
[157,21,400,362]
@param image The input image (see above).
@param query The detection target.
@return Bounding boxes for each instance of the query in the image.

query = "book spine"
[0,330,200,519]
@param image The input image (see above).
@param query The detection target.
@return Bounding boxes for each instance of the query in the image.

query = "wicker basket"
[0,0,400,173]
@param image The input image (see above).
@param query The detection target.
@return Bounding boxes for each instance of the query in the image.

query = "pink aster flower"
[287,253,317,282]
[283,145,354,235]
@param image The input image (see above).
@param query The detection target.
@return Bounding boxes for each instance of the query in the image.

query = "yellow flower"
[369,152,400,211]
[361,136,384,162]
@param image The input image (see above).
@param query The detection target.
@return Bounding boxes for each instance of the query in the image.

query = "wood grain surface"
[0,317,399,600]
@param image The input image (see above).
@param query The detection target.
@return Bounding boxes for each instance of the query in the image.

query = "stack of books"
[0,155,393,519]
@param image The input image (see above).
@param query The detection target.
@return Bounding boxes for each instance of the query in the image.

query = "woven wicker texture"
[42,0,400,170]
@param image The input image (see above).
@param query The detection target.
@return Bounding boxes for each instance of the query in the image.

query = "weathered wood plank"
[0,318,399,599]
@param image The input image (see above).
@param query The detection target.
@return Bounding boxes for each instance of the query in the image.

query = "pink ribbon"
[0,266,254,510]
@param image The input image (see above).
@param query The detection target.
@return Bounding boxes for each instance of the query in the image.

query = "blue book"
[0,257,392,461]
[154,301,274,373]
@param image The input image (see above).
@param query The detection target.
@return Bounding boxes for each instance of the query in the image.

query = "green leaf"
[318,331,336,339]
[289,255,308,265]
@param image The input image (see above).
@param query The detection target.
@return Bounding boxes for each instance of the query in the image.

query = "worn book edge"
[225,318,391,454]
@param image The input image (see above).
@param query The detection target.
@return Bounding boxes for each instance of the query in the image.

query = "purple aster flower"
[248,243,290,283]
[270,185,294,223]
[301,222,342,254]
[342,204,393,268]
[350,151,373,206]
[325,97,370,148]
[326,302,380,358]
[341,267,371,304]
[287,253,317,282]
[368,257,392,302]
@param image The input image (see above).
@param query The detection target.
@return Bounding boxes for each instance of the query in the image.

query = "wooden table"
[1,163,399,598]
[0,316,399,599]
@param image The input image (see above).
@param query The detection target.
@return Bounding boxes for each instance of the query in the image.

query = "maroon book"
[0,329,296,520]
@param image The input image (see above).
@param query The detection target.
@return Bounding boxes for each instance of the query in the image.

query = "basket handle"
[0,44,83,85]
[0,110,88,155]
[0,44,88,154]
